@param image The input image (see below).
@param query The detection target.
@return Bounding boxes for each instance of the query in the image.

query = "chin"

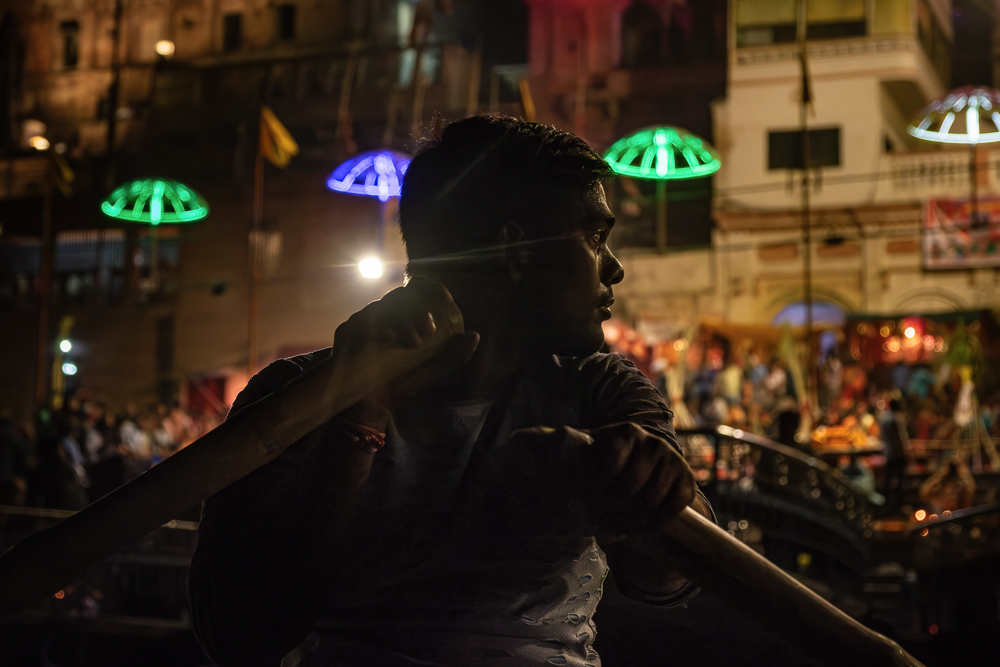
[547,327,606,358]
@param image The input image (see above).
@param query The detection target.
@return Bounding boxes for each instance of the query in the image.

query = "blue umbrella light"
[326,150,411,202]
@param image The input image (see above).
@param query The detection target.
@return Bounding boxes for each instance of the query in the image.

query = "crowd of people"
[635,329,1000,512]
[0,399,222,516]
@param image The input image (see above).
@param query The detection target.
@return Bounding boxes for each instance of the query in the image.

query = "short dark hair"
[399,115,611,273]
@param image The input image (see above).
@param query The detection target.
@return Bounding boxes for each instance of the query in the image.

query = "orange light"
[602,321,621,344]
[920,528,929,537]
[54,590,65,599]
[929,514,938,521]
[914,509,927,521]
[904,326,916,339]
[673,340,686,351]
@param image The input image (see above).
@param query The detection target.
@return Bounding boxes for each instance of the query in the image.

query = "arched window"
[772,301,846,327]
[620,0,662,68]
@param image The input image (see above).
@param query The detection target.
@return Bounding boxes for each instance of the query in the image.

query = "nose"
[602,247,624,286]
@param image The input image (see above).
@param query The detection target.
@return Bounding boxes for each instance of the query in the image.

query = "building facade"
[613,0,999,340]
[0,0,517,420]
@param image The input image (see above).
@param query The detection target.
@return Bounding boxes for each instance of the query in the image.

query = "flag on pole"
[259,106,299,168]
[799,44,814,116]
[49,152,75,198]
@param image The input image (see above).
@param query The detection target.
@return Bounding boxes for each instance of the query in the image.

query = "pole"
[35,179,54,407]
[656,179,668,253]
[970,143,980,226]
[0,286,468,616]
[150,226,159,291]
[801,88,814,403]
[465,39,483,118]
[248,151,264,376]
[797,2,816,414]
[105,0,123,187]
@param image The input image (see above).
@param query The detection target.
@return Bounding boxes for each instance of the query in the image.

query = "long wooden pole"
[662,509,922,667]
[248,151,264,376]
[34,179,54,407]
[0,293,467,616]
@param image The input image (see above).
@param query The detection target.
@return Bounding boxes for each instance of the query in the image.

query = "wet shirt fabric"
[189,351,694,667]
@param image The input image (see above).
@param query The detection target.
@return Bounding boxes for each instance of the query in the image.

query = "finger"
[605,441,658,510]
[588,423,642,483]
[639,456,674,511]
[415,310,436,339]
[393,323,423,349]
[655,469,696,525]
[405,277,464,337]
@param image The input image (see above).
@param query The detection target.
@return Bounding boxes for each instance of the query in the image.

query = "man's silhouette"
[188,116,712,667]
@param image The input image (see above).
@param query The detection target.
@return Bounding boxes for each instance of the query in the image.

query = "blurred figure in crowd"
[879,398,912,507]
[919,457,976,514]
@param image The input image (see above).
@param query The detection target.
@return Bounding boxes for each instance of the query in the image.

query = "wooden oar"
[0,293,467,616]
[662,508,923,667]
[0,298,923,665]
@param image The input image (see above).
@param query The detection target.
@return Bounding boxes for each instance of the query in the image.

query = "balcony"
[877,146,998,205]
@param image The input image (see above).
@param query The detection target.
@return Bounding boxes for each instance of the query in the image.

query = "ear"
[499,222,528,282]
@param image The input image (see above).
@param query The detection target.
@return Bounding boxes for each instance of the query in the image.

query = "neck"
[459,313,526,393]
[439,275,527,393]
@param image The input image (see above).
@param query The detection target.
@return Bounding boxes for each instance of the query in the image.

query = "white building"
[615,0,999,333]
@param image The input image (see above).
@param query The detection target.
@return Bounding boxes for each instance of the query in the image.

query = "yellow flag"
[49,152,75,197]
[259,106,299,168]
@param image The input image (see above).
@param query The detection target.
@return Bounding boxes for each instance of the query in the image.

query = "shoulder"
[228,348,332,419]
[559,352,662,404]
[555,352,674,432]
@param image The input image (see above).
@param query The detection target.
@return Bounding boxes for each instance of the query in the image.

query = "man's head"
[399,116,623,357]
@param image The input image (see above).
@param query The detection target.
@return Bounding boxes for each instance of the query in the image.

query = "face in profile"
[515,182,624,357]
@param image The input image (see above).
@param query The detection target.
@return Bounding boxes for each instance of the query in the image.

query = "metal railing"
[678,425,874,572]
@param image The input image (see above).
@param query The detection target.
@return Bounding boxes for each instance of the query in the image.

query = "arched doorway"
[771,300,846,328]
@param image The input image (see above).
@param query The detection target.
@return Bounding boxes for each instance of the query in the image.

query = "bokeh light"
[358,257,383,279]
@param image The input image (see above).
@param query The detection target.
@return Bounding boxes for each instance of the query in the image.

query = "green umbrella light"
[604,126,720,253]
[604,126,721,180]
[100,178,209,225]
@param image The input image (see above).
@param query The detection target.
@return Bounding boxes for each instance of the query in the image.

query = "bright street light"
[358,257,383,279]
[155,40,175,58]
[59,339,72,353]
[29,136,50,151]
[61,362,78,376]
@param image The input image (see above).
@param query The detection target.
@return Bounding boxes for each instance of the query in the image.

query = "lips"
[597,296,614,321]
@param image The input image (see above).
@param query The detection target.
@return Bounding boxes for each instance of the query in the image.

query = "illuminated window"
[278,4,296,41]
[768,128,840,170]
[60,21,80,69]
[223,13,242,52]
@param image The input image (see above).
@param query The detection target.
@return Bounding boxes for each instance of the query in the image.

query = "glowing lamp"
[61,362,78,376]
[603,126,721,181]
[907,87,1000,145]
[59,339,72,353]
[358,257,383,279]
[604,126,720,252]
[100,178,209,225]
[29,136,50,151]
[155,40,175,57]
[327,150,411,202]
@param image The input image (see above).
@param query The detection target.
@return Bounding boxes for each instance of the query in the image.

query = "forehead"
[548,182,612,232]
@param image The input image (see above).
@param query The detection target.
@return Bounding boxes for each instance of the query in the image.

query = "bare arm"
[189,281,476,666]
